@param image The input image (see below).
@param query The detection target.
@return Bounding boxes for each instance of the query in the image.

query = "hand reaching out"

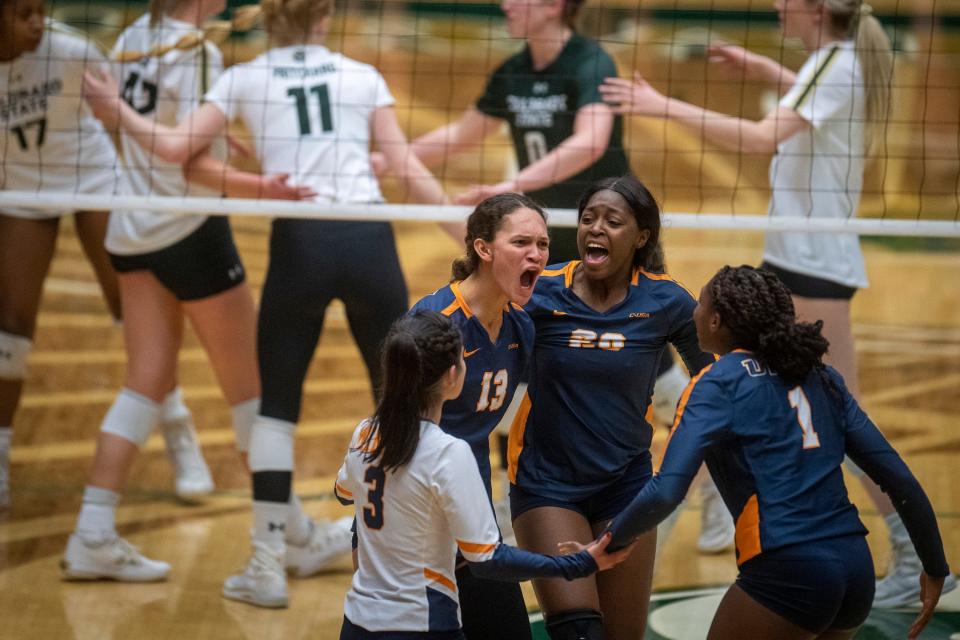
[599,72,669,117]
[706,41,754,78]
[453,182,514,206]
[558,532,636,572]
[82,68,123,128]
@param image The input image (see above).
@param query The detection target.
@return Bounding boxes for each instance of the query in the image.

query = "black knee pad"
[545,608,604,640]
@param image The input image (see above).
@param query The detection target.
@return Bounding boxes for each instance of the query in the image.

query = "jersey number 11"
[288,85,334,135]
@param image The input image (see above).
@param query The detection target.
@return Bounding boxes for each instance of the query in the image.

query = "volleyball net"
[2,0,959,238]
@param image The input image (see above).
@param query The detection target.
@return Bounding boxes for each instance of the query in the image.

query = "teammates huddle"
[0,0,954,639]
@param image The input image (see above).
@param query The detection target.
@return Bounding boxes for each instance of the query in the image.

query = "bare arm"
[373,106,463,240]
[83,69,227,164]
[410,107,502,168]
[453,102,615,205]
[184,152,317,200]
[707,42,797,95]
[600,72,808,155]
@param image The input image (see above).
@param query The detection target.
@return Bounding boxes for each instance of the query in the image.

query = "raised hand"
[599,72,669,117]
[706,41,754,78]
[453,182,512,206]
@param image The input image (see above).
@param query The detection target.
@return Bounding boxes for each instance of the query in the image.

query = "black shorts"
[340,617,464,640]
[510,451,653,524]
[109,216,245,302]
[760,262,857,300]
[736,534,874,634]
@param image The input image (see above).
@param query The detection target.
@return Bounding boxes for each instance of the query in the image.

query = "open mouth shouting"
[583,242,610,267]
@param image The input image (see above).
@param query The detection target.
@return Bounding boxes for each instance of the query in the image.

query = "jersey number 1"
[288,85,333,135]
[788,386,821,449]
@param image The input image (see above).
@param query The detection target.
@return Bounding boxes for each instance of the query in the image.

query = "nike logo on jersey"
[552,310,567,316]
[464,348,481,358]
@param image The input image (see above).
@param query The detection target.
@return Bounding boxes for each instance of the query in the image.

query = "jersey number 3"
[788,386,821,449]
[363,465,386,529]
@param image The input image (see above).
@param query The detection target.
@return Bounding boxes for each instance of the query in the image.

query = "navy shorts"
[736,534,875,634]
[510,451,653,524]
[340,617,465,640]
[760,262,857,300]
[109,216,245,301]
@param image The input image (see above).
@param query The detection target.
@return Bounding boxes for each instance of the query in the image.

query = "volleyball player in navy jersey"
[508,175,714,639]
[412,194,549,639]
[600,265,950,639]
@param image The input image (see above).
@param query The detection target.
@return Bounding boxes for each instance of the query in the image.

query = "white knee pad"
[100,388,162,448]
[161,387,191,424]
[0,331,32,380]
[231,397,260,453]
[248,416,295,472]
[842,455,866,478]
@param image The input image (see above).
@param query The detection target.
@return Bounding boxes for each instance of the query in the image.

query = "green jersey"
[476,33,630,209]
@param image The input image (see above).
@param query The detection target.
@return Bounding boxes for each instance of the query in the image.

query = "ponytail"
[361,311,462,471]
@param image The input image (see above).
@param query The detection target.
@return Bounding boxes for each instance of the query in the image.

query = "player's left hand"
[599,72,669,117]
[82,68,122,128]
[909,572,947,639]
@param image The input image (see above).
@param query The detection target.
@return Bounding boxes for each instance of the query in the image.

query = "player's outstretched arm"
[408,108,502,169]
[83,69,227,164]
[707,42,797,94]
[453,102,613,206]
[373,105,447,205]
[600,72,808,154]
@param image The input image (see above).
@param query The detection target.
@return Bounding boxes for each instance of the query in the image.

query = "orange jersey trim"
[637,268,697,299]
[424,568,457,592]
[457,540,497,555]
[541,261,579,288]
[507,392,532,484]
[735,494,762,566]
[449,281,474,318]
[334,482,353,499]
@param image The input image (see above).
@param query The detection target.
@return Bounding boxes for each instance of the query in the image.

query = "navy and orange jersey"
[509,261,713,501]
[607,351,950,578]
[412,282,534,496]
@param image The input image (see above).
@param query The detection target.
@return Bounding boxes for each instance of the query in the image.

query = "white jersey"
[204,44,392,204]
[0,20,118,218]
[335,419,501,633]
[106,14,226,255]
[764,40,868,289]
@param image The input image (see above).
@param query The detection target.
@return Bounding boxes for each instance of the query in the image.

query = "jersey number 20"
[288,85,334,135]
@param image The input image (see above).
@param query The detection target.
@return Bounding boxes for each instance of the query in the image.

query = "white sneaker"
[223,542,288,608]
[874,536,959,608]
[652,363,690,427]
[61,533,171,581]
[697,480,735,554]
[162,420,214,503]
[285,516,353,578]
[493,499,517,547]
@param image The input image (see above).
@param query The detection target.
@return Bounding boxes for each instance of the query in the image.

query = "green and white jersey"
[107,14,226,255]
[476,33,629,208]
[204,44,393,205]
[0,20,118,215]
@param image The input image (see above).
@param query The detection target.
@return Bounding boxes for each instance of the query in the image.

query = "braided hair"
[361,310,463,472]
[708,265,829,387]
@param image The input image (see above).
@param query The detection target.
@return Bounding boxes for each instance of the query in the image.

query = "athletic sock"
[76,485,121,538]
[286,495,313,546]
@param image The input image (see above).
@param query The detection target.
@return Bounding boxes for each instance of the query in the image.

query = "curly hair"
[361,310,463,471]
[708,265,829,387]
[451,193,547,281]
